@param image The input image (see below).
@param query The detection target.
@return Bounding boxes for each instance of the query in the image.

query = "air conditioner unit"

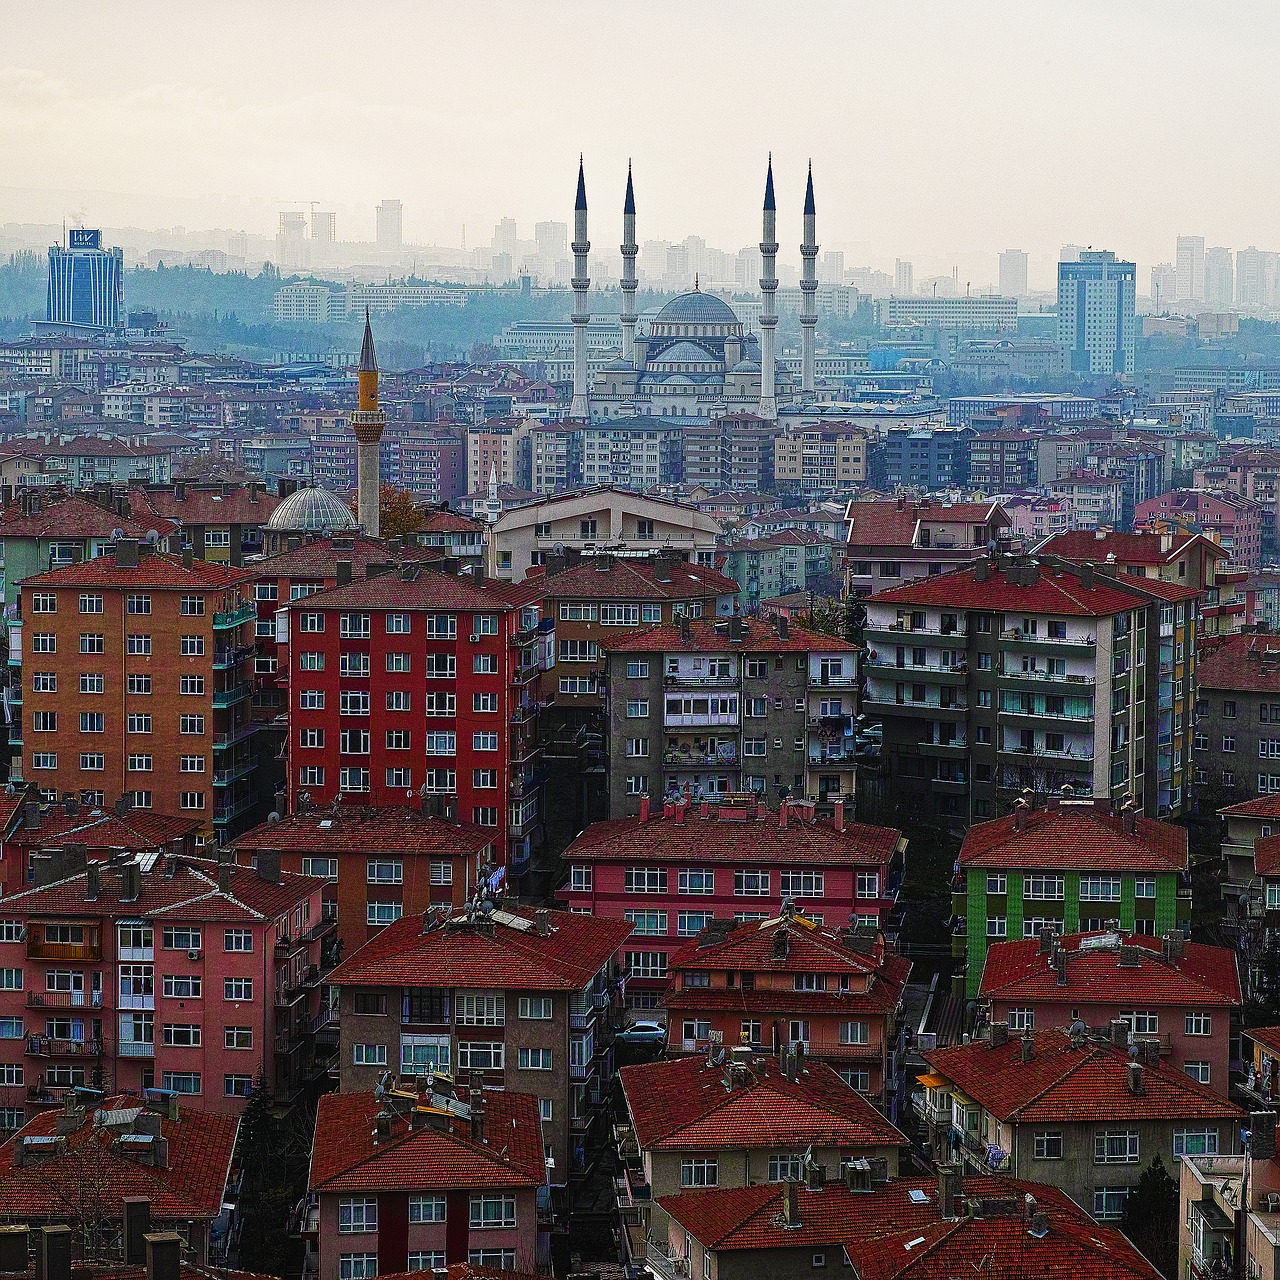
[469,634,481,644]
[187,948,202,961]
[916,1032,938,1051]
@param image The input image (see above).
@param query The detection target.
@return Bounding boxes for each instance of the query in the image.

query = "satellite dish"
[552,542,565,555]
[145,529,160,544]
[406,790,414,800]
[110,528,125,541]
[267,811,281,823]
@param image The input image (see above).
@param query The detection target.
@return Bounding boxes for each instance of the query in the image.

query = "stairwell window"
[680,1158,717,1188]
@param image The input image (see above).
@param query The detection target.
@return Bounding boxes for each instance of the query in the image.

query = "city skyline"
[2,0,1279,290]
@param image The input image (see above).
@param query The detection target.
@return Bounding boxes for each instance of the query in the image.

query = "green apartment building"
[952,795,1191,998]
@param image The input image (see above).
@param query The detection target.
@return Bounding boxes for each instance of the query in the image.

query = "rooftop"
[284,565,528,611]
[5,805,204,852]
[0,494,179,541]
[599,616,856,654]
[1197,631,1280,693]
[925,1028,1241,1124]
[251,535,439,579]
[309,1087,543,1194]
[844,498,1008,550]
[958,798,1188,873]
[530,554,739,601]
[620,1053,904,1152]
[23,549,250,591]
[1219,794,1280,820]
[136,485,282,527]
[327,903,632,990]
[1040,528,1219,566]
[234,805,495,857]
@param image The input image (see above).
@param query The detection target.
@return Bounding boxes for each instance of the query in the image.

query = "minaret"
[620,163,638,363]
[758,157,779,419]
[353,309,385,537]
[570,157,591,419]
[800,162,818,396]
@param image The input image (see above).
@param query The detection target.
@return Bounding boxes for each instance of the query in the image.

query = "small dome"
[602,358,636,372]
[267,485,358,533]
[732,359,761,372]
[654,292,741,326]
[649,340,719,365]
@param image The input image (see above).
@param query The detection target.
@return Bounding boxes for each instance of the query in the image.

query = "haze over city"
[3,0,1277,286]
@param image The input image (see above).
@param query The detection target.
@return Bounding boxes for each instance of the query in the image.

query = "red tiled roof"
[1253,834,1280,876]
[135,487,282,525]
[958,801,1188,872]
[563,808,903,868]
[530,557,739,602]
[419,510,484,533]
[620,1055,904,1151]
[1040,529,1217,565]
[23,551,251,590]
[867,565,1150,617]
[234,806,495,857]
[844,500,1006,550]
[5,807,203,851]
[309,1090,543,1192]
[598,618,856,654]
[1198,632,1280,693]
[659,1177,1161,1277]
[252,536,441,578]
[0,495,179,540]
[287,568,528,611]
[327,904,633,990]
[925,1029,1242,1123]
[979,932,1241,1006]
[1220,795,1280,819]
[1,855,326,922]
[0,1094,238,1220]
[1248,1026,1280,1059]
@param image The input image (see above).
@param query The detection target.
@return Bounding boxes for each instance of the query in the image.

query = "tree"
[1120,1155,1179,1279]
[346,485,425,538]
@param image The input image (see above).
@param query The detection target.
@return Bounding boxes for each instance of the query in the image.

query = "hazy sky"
[2,0,1276,287]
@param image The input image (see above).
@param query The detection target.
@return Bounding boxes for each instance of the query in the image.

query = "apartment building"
[967,430,1040,490]
[0,849,330,1120]
[773,424,869,498]
[599,615,860,813]
[877,424,975,490]
[327,903,632,1191]
[952,796,1191,999]
[559,796,905,1004]
[489,487,721,583]
[680,414,780,494]
[278,565,546,872]
[527,423,582,495]
[1001,495,1076,544]
[656,1172,1163,1280]
[16,544,260,843]
[233,804,499,953]
[1195,634,1280,804]
[580,420,684,492]
[0,1091,240,1259]
[616,1053,903,1249]
[1046,471,1126,530]
[466,420,530,496]
[843,497,1011,597]
[920,1027,1241,1220]
[133,483,281,565]
[663,907,911,1101]
[863,557,1199,827]
[717,531,843,613]
[1135,489,1265,570]
[978,930,1241,1091]
[306,1085,545,1280]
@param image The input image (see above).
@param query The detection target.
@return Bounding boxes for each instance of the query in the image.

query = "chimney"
[974,557,990,583]
[990,1021,1009,1048]
[1109,1018,1129,1049]
[1037,926,1055,956]
[144,1233,182,1280]
[535,908,551,936]
[779,800,789,830]
[217,863,232,894]
[781,1180,801,1228]
[0,1226,27,1274]
[1012,799,1027,831]
[182,547,193,570]
[123,1197,151,1266]
[22,802,40,830]
[336,560,353,587]
[1054,949,1068,986]
[470,1089,487,1144]
[116,538,139,569]
[833,799,845,833]
[1126,1062,1144,1096]
[639,795,651,822]
[1117,945,1141,969]
[1249,1112,1278,1161]
[174,480,186,502]
[120,862,141,902]
[256,850,281,884]
[1019,1033,1034,1064]
[35,1227,71,1280]
[250,480,259,503]
[937,1163,962,1221]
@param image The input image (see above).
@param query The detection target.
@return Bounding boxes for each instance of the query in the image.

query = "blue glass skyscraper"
[46,230,123,330]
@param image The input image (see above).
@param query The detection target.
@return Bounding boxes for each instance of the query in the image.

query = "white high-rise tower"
[759,158,779,419]
[799,163,818,396]
[570,158,591,419]
[620,164,638,364]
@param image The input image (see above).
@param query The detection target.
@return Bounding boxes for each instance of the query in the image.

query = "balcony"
[570,1058,593,1081]
[25,1036,104,1058]
[646,1243,688,1280]
[664,673,740,689]
[213,683,251,709]
[214,793,256,825]
[118,1040,154,1058]
[664,711,740,729]
[865,621,967,640]
[26,991,103,1009]
[999,630,1096,656]
[213,603,255,630]
[1001,668,1096,689]
[214,760,255,787]
[213,722,259,750]
[214,643,257,670]
[911,1091,951,1127]
[865,658,966,685]
[917,737,967,756]
[26,939,101,963]
[863,694,967,719]
[664,748,739,767]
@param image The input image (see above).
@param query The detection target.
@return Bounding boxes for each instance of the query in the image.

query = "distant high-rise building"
[1057,250,1136,375]
[1176,234,1206,302]
[535,220,568,263]
[894,258,913,296]
[821,249,845,284]
[492,217,518,254]
[1204,247,1234,311]
[998,248,1029,297]
[277,211,307,268]
[491,252,513,283]
[376,199,403,249]
[311,210,336,242]
[1060,245,1083,263]
[46,230,123,330]
[1235,246,1276,309]
[1150,263,1176,312]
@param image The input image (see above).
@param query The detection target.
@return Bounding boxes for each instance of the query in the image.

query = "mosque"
[570,159,820,424]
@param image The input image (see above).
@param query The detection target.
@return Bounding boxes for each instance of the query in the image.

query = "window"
[32,672,56,693]
[387,690,411,712]
[78,593,104,615]
[839,1021,870,1045]
[409,1195,446,1223]
[224,929,252,953]
[472,807,498,827]
[426,731,457,755]
[780,871,824,897]
[225,978,253,1001]
[180,635,204,656]
[180,596,205,616]
[425,614,457,639]
[299,652,324,671]
[1080,876,1121,902]
[180,675,204,695]
[1224,700,1237,719]
[385,613,411,634]
[1033,1132,1063,1159]
[1008,1008,1034,1031]
[624,910,667,936]
[353,1043,387,1066]
[339,1256,379,1280]
[162,925,202,949]
[179,755,205,773]
[79,752,105,770]
[31,754,57,770]
[161,1072,201,1094]
[179,792,205,811]
[1024,875,1065,900]
[224,1026,252,1050]
[625,951,668,979]
[1223,735,1236,753]
[768,1153,804,1182]
[79,711,104,733]
[1184,1061,1211,1084]
[1185,1013,1212,1036]
[299,613,325,633]
[626,699,650,718]
[340,613,371,639]
[298,767,325,786]
[80,634,104,654]
[735,870,769,896]
[163,1024,202,1047]
[457,1041,505,1070]
[679,868,714,895]
[224,1074,253,1097]
[625,867,667,894]
[179,714,204,735]
[1134,877,1155,899]
[367,902,403,926]
[856,872,880,899]
[31,711,55,732]
[1174,1128,1219,1159]
[627,660,649,679]
[518,1047,553,1070]
[473,692,498,713]
[31,593,57,613]
[680,1158,717,1188]
[340,653,370,677]
[1094,1131,1139,1163]
[340,691,369,715]
[518,996,553,1020]
[473,732,498,751]
[986,917,1007,938]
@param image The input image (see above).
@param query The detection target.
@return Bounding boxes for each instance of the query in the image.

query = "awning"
[916,1072,945,1089]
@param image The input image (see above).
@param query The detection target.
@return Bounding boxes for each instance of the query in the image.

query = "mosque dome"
[732,358,762,373]
[654,292,741,326]
[267,485,358,534]
[649,341,720,366]
[602,357,636,372]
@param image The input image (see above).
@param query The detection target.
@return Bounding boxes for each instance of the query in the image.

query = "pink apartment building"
[980,930,1241,1095]
[0,849,331,1128]
[559,797,907,1008]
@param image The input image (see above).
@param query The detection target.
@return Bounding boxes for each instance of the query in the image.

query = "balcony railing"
[118,1041,155,1058]
[664,750,739,767]
[26,940,100,962]
[664,673,740,688]
[213,603,255,630]
[1001,668,1096,686]
[646,1243,686,1280]
[213,722,259,750]
[26,1036,104,1058]
[26,991,103,1009]
[213,683,252,709]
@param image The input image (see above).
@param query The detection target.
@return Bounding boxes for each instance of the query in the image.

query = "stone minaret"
[620,163,638,364]
[570,157,591,419]
[758,157,779,419]
[800,163,819,395]
[353,309,385,537]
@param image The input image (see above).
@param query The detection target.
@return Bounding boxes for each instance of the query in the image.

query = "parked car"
[617,1020,667,1045]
